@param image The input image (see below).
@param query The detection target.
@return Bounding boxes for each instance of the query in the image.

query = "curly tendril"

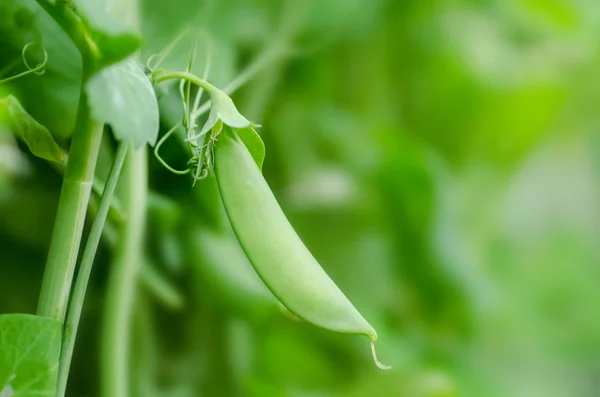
[153,123,191,175]
[149,33,215,186]
[0,42,49,85]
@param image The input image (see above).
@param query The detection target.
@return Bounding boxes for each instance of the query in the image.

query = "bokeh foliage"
[1,0,600,396]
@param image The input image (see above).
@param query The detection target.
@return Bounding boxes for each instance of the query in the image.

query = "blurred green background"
[1,0,600,396]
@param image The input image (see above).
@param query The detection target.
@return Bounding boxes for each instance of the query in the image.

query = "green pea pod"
[214,127,389,369]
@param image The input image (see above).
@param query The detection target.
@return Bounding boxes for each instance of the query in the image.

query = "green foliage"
[86,58,159,148]
[0,0,81,139]
[75,0,141,68]
[0,95,66,163]
[235,126,265,170]
[0,314,61,396]
[1,0,600,396]
[200,88,254,135]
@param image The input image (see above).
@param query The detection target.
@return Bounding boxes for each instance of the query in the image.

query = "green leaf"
[0,313,62,396]
[0,0,81,139]
[199,88,253,137]
[0,95,66,163]
[76,0,141,68]
[86,58,159,148]
[0,2,40,48]
[233,126,265,170]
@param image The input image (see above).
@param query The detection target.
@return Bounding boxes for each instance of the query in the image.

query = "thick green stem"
[56,142,129,397]
[101,147,148,397]
[48,160,126,225]
[37,92,103,322]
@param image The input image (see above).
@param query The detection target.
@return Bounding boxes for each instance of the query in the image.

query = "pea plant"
[0,1,389,396]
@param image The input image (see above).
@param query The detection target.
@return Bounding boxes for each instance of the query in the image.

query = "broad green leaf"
[0,313,61,396]
[86,58,159,148]
[0,2,40,48]
[76,0,141,68]
[233,126,265,170]
[0,95,66,163]
[0,0,81,139]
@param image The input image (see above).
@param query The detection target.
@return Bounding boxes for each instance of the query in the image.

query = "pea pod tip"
[370,339,392,370]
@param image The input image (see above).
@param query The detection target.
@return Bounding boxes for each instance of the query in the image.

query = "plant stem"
[34,0,92,58]
[91,177,126,224]
[48,160,126,225]
[100,220,185,311]
[36,91,103,322]
[102,147,148,397]
[162,47,288,154]
[138,258,184,310]
[132,292,160,397]
[153,71,218,93]
[56,142,129,397]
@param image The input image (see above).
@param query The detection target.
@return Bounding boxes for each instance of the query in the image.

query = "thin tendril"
[189,39,214,186]
[178,79,189,128]
[184,127,210,143]
[189,47,288,120]
[370,339,392,370]
[191,36,212,115]
[146,27,192,73]
[0,58,22,79]
[185,40,196,118]
[179,38,195,134]
[188,43,214,145]
[149,34,219,185]
[0,43,49,85]
[146,54,162,75]
[153,123,191,175]
[22,42,47,75]
[191,121,221,185]
[181,41,199,182]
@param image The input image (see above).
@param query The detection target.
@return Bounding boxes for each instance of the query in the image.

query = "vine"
[0,42,48,85]
[147,38,254,185]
